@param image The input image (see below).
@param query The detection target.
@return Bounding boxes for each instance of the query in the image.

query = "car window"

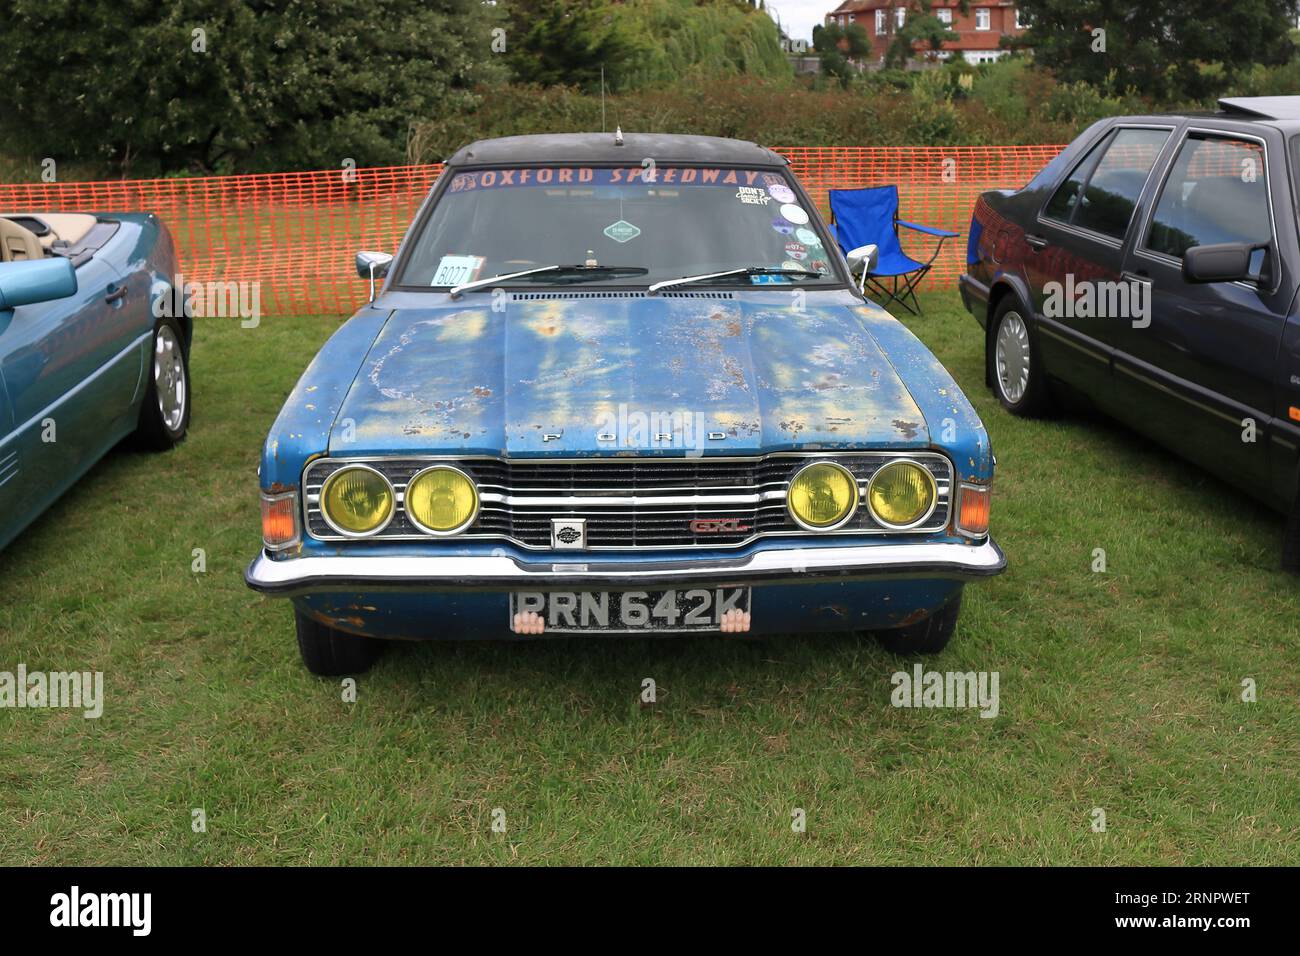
[1145,134,1272,259]
[395,166,841,288]
[1044,128,1170,238]
[1043,138,1105,222]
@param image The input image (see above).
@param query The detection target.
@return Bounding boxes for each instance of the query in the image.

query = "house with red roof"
[825,1,1027,65]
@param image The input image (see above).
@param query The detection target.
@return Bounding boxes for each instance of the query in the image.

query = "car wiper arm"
[449,265,563,297]
[530,265,649,285]
[647,267,824,294]
[449,264,648,297]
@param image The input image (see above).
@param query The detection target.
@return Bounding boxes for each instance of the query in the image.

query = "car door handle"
[104,286,126,304]
[1026,235,1048,251]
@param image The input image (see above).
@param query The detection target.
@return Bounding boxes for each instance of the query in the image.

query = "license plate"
[509,588,751,634]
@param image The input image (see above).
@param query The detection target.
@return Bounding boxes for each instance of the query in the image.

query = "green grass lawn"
[1,293,1296,865]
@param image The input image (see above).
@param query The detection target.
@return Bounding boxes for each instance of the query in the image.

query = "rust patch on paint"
[893,419,921,439]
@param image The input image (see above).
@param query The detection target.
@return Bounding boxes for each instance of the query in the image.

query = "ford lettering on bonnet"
[244,132,1005,674]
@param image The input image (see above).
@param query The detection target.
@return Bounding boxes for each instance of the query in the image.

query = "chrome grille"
[304,453,954,550]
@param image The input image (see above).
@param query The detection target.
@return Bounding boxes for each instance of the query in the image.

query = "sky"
[766,0,831,43]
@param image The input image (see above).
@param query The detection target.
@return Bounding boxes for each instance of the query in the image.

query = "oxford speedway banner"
[0,145,1064,316]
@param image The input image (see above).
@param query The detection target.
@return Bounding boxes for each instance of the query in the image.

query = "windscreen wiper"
[647,267,824,294]
[449,264,647,298]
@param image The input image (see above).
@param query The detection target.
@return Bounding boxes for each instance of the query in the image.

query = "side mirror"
[1183,242,1265,284]
[355,251,394,301]
[845,244,879,293]
[0,256,78,310]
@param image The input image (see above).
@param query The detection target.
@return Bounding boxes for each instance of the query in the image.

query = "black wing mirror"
[1182,242,1267,284]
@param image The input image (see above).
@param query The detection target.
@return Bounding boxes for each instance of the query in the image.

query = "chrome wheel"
[995,311,1031,405]
[154,325,187,432]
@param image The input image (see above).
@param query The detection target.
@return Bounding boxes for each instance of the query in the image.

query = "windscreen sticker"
[767,184,795,203]
[735,186,772,205]
[603,219,642,243]
[781,260,805,272]
[810,259,830,274]
[779,204,810,226]
[785,242,808,260]
[770,217,796,235]
[750,274,793,284]
[795,227,822,247]
[448,167,781,193]
[431,254,485,286]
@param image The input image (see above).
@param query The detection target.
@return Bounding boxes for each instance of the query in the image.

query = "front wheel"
[295,610,385,675]
[133,317,190,450]
[988,298,1054,417]
[873,590,962,655]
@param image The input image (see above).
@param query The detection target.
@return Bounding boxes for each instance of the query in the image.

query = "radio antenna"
[601,66,607,133]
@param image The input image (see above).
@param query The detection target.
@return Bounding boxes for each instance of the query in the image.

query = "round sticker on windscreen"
[785,241,808,260]
[795,227,821,246]
[771,217,795,235]
[767,184,795,204]
[780,204,809,225]
[781,260,804,272]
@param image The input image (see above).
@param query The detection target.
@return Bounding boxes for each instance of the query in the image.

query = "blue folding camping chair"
[828,185,958,315]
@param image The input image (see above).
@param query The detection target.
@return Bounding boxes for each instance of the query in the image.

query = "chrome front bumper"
[245,539,1006,597]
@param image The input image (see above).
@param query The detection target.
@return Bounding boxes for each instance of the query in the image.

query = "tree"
[506,1,649,92]
[1015,0,1297,100]
[504,0,790,93]
[0,0,507,175]
[886,6,960,68]
[812,22,873,85]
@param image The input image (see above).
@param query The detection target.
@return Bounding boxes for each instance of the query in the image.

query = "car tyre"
[988,297,1054,417]
[134,317,191,450]
[874,589,962,655]
[295,610,384,675]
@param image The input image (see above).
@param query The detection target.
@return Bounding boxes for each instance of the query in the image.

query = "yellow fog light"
[405,465,478,535]
[787,461,859,530]
[867,459,937,529]
[320,465,394,536]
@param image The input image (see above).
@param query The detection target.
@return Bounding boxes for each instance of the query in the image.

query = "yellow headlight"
[405,466,478,534]
[320,465,394,536]
[788,461,858,529]
[868,460,937,528]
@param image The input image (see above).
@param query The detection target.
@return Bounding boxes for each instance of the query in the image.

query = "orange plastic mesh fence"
[0,146,1065,316]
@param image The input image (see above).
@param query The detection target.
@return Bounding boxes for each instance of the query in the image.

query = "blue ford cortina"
[245,133,1005,675]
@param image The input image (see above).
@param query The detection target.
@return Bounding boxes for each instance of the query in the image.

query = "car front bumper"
[245,539,1006,597]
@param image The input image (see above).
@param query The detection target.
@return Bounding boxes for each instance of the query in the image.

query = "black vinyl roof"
[445,132,788,168]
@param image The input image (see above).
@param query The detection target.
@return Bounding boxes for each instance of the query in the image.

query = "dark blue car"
[246,133,1004,675]
[959,97,1300,570]
[0,212,191,553]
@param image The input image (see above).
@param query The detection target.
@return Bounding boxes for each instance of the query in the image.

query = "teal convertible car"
[0,212,191,552]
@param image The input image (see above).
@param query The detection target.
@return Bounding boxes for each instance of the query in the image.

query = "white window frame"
[975,8,991,30]
[876,9,887,34]
[937,8,953,25]
[1015,9,1027,29]
[895,6,906,28]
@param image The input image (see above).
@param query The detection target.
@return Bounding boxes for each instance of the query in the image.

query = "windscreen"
[396,166,841,288]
